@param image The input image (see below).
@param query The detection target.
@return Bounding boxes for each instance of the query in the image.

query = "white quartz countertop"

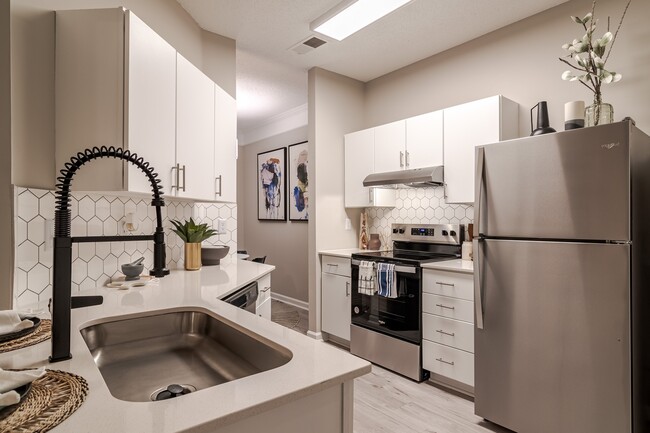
[0,259,370,432]
[319,248,379,258]
[422,259,474,274]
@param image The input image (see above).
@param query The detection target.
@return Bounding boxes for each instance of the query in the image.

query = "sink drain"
[150,384,197,401]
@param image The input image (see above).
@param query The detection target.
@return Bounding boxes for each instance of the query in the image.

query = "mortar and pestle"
[121,257,145,280]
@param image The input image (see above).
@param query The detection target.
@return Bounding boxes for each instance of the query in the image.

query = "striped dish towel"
[358,261,376,295]
[377,263,397,298]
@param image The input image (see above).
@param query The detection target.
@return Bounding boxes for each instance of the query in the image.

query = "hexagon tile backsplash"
[366,187,474,248]
[13,187,237,309]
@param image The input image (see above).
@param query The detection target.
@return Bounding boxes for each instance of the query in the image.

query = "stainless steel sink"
[80,308,293,402]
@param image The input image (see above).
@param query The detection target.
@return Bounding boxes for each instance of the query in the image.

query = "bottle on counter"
[462,241,473,261]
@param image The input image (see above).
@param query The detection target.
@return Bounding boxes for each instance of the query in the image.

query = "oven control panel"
[391,223,463,245]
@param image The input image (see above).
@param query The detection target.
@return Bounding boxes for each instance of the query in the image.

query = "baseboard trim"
[271,292,308,311]
[307,330,323,341]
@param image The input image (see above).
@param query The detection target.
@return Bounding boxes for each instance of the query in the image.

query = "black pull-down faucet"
[50,147,170,362]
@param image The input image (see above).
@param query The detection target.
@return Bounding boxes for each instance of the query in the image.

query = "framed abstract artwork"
[288,141,308,221]
[257,147,286,221]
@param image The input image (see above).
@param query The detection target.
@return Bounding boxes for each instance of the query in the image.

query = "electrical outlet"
[217,218,227,233]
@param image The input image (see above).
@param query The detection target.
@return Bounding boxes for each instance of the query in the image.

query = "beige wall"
[308,68,365,334]
[9,0,235,189]
[1,1,13,309]
[365,0,650,135]
[237,126,309,303]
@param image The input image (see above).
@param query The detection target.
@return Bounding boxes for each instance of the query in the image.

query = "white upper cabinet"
[345,128,396,208]
[55,8,127,191]
[372,111,443,173]
[175,54,215,201]
[373,120,406,173]
[213,85,237,203]
[405,110,444,169]
[55,8,237,202]
[443,95,519,203]
[124,11,177,196]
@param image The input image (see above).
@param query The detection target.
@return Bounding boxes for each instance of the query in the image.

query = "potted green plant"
[559,0,632,126]
[170,218,218,270]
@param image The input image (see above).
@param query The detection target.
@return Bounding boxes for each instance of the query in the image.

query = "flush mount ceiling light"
[311,0,412,41]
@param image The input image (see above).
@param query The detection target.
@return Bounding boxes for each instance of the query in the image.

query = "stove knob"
[442,230,449,236]
[450,230,456,236]
[392,228,399,234]
[398,228,405,234]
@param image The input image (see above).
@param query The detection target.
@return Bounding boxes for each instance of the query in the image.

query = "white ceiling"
[177,0,567,140]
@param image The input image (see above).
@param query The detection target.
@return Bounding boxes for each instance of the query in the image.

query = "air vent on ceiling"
[289,36,327,55]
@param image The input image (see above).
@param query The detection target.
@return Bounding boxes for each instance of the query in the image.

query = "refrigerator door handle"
[474,238,484,329]
[474,147,485,238]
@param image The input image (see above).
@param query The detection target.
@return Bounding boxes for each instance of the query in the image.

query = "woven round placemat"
[0,320,51,354]
[0,369,88,433]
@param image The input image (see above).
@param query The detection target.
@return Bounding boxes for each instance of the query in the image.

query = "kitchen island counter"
[0,259,370,432]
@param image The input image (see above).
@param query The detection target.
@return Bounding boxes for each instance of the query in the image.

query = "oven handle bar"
[351,259,417,274]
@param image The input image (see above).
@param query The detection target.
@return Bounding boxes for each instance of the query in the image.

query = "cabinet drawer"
[256,274,272,305]
[423,293,474,323]
[423,313,474,353]
[423,340,474,387]
[322,255,351,277]
[258,282,272,305]
[423,269,473,301]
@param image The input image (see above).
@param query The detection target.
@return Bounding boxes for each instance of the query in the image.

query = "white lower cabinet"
[422,313,474,353]
[257,297,271,320]
[321,255,351,342]
[422,268,474,391]
[422,340,474,386]
[256,274,272,320]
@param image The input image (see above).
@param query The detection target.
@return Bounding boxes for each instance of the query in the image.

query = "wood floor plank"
[271,301,512,433]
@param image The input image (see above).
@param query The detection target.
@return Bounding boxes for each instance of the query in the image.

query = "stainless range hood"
[363,166,444,187]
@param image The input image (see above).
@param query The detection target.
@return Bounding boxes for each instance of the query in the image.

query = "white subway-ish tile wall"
[13,187,237,308]
[366,187,473,248]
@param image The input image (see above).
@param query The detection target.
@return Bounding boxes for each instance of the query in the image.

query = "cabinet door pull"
[261,286,271,293]
[215,175,222,197]
[345,281,350,297]
[436,357,455,366]
[436,329,455,337]
[176,164,186,192]
[436,281,455,287]
[405,151,410,168]
[368,187,374,204]
[435,303,455,310]
[400,151,404,168]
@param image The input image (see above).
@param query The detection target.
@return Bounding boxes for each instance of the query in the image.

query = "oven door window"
[351,264,421,344]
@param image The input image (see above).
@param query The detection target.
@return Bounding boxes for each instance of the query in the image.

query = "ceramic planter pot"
[184,243,202,270]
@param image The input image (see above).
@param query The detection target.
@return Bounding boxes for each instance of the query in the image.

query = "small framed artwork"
[288,141,309,221]
[258,147,286,221]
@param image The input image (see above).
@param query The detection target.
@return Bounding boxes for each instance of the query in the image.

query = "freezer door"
[475,239,630,433]
[478,122,630,240]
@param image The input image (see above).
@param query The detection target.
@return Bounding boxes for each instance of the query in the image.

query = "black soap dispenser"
[530,101,556,136]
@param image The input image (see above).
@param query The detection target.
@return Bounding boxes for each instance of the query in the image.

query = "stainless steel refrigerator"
[473,121,650,433]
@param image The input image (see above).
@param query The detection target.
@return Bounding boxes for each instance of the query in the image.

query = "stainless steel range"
[350,223,463,381]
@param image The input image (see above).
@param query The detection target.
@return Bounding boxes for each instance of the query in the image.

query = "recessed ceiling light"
[311,0,412,41]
